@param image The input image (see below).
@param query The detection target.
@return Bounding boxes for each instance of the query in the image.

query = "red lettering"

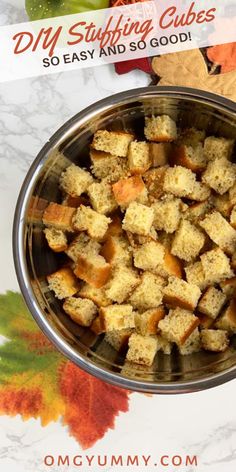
[41,27,62,57]
[159,6,176,29]
[206,8,216,22]
[67,21,86,45]
[13,32,33,54]
[44,456,54,466]
[160,456,169,466]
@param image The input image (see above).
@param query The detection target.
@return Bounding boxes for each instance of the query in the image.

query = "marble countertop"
[1,1,236,471]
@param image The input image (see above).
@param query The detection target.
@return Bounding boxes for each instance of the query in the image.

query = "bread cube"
[188,181,211,202]
[133,241,165,271]
[92,130,134,157]
[158,307,199,345]
[163,276,201,310]
[105,266,139,303]
[44,228,67,252]
[230,205,236,229]
[197,313,215,329]
[126,333,159,366]
[127,141,151,174]
[74,254,111,288]
[105,329,133,352]
[201,329,229,352]
[212,194,233,218]
[229,182,236,206]
[63,296,97,326]
[152,197,181,233]
[144,115,177,142]
[60,164,93,197]
[204,136,234,161]
[90,149,129,181]
[135,306,166,335]
[163,166,196,197]
[199,211,236,255]
[177,127,206,147]
[112,176,146,207]
[143,167,167,199]
[184,201,211,223]
[100,304,135,331]
[47,267,78,300]
[90,315,105,335]
[220,277,236,298]
[215,299,236,334]
[72,205,111,241]
[171,220,205,262]
[62,194,89,208]
[200,248,233,284]
[202,157,236,195]
[185,261,208,291]
[161,249,183,278]
[171,144,207,173]
[129,272,165,311]
[101,235,132,266]
[122,202,154,236]
[198,287,226,319]
[43,203,75,232]
[104,213,123,239]
[87,180,118,215]
[66,233,101,262]
[79,283,112,307]
[178,328,201,355]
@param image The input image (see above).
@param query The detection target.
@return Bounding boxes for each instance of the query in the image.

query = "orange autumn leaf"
[207,43,236,73]
[0,292,129,447]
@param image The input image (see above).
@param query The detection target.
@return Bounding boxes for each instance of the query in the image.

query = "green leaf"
[25,0,110,21]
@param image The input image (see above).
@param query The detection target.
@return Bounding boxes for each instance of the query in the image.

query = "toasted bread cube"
[204,136,234,161]
[72,205,111,241]
[202,157,236,195]
[200,248,233,284]
[65,233,101,262]
[129,272,165,311]
[105,266,140,303]
[229,182,236,206]
[212,194,233,218]
[188,181,211,202]
[163,166,195,197]
[171,144,207,173]
[177,127,206,146]
[230,205,236,229]
[135,306,166,335]
[105,329,133,352]
[112,176,146,207]
[74,254,111,288]
[201,329,229,352]
[215,299,236,334]
[152,197,181,233]
[143,166,167,199]
[90,315,105,335]
[62,194,90,208]
[198,287,226,319]
[87,180,117,215]
[197,313,215,329]
[126,333,159,366]
[220,278,236,298]
[161,249,183,278]
[163,276,201,310]
[43,203,75,232]
[104,213,123,239]
[79,283,111,307]
[149,142,172,167]
[126,226,157,248]
[63,296,97,326]
[60,164,93,197]
[144,115,177,142]
[44,228,67,252]
[159,307,199,345]
[47,267,78,300]
[100,304,135,331]
[178,328,201,355]
[101,235,132,267]
[90,149,129,181]
[92,130,134,157]
[185,261,208,291]
[133,241,165,271]
[199,211,236,255]
[127,141,151,174]
[122,202,154,236]
[171,220,205,262]
[184,201,211,223]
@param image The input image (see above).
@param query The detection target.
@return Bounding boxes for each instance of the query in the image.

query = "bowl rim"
[13,85,236,394]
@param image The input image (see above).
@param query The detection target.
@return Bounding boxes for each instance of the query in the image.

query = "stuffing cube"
[133,241,165,271]
[65,233,101,262]
[105,266,140,303]
[203,136,234,161]
[63,296,97,326]
[198,287,226,319]
[199,211,236,255]
[100,304,135,331]
[74,254,111,288]
[212,194,233,218]
[201,329,229,352]
[152,197,181,234]
[200,248,233,284]
[177,127,206,146]
[91,130,134,157]
[144,115,177,142]
[188,181,211,202]
[43,203,75,232]
[112,176,146,207]
[127,141,151,174]
[220,278,236,298]
[163,276,201,311]
[90,149,129,181]
[87,180,118,215]
[122,202,154,236]
[149,142,172,167]
[215,299,236,334]
[90,315,105,335]
[129,272,165,311]
[44,228,67,252]
[202,157,236,195]
[184,201,212,223]
[105,329,133,352]
[158,307,200,345]
[47,267,79,300]
[79,283,112,307]
[185,261,208,291]
[101,235,132,267]
[163,166,196,197]
[171,220,205,262]
[134,306,166,335]
[171,144,207,173]
[143,167,167,199]
[60,164,93,197]
[178,328,201,355]
[72,205,111,241]
[126,333,159,366]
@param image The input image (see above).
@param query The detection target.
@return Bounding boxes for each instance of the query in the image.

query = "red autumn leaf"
[207,43,236,73]
[60,362,129,449]
[115,57,153,75]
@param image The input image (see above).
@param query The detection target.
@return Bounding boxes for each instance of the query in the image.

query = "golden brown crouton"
[149,142,172,167]
[100,304,135,331]
[135,306,166,335]
[126,333,159,366]
[122,202,154,236]
[158,307,200,345]
[43,203,75,232]
[63,296,97,326]
[74,254,111,288]
[201,329,229,352]
[163,276,201,311]
[47,267,79,300]
[144,115,177,142]
[60,164,93,197]
[112,176,146,207]
[44,228,67,252]
[92,130,134,157]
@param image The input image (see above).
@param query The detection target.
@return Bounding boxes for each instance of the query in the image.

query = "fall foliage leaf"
[0,291,129,447]
[207,43,236,74]
[152,49,236,101]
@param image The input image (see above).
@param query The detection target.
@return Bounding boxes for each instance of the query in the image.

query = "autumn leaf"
[207,43,236,74]
[152,49,236,101]
[0,291,129,447]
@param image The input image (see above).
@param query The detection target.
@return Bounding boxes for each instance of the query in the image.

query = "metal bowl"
[13,86,236,394]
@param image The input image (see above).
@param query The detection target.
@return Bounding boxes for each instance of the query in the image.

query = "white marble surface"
[1,1,236,472]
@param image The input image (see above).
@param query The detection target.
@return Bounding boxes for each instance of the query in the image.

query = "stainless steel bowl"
[13,86,236,394]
